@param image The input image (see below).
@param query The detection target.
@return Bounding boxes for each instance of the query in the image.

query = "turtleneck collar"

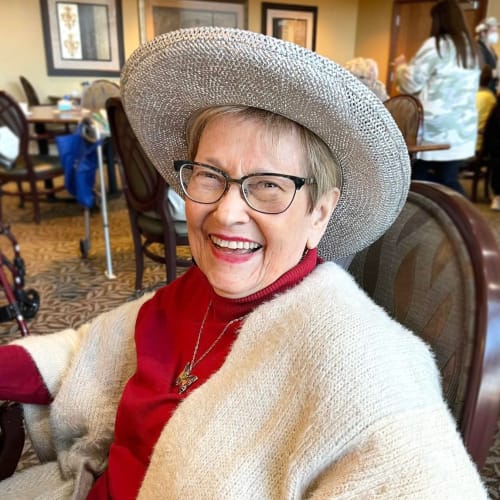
[192,248,321,322]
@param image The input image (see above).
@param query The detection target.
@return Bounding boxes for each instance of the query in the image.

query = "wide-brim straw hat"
[121,27,410,260]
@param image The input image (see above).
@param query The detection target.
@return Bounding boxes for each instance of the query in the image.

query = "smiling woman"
[0,26,489,500]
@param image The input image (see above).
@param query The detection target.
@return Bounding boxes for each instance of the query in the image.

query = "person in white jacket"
[0,27,488,499]
[394,0,479,195]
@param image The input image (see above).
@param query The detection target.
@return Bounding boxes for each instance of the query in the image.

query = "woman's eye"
[200,170,217,179]
[261,181,279,189]
[251,179,283,191]
[194,169,221,181]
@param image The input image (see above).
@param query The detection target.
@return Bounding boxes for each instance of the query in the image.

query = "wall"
[354,0,500,86]
[355,0,393,85]
[489,0,500,42]
[2,1,498,103]
[0,0,359,103]
[247,0,360,64]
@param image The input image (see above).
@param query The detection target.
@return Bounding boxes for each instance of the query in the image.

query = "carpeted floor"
[0,179,498,496]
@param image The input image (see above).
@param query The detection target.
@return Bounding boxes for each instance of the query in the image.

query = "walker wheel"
[80,239,90,258]
[18,289,40,319]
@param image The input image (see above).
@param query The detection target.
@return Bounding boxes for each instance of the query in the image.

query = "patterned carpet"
[0,180,498,496]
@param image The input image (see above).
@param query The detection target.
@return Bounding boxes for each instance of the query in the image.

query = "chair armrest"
[0,401,24,480]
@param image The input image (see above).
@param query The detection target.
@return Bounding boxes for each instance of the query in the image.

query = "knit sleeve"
[0,345,51,404]
[306,405,488,499]
[10,327,84,400]
[396,37,439,95]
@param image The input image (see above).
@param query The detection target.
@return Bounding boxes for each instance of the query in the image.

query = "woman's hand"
[392,54,407,68]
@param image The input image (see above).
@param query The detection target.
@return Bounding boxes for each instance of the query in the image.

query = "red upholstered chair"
[349,180,500,470]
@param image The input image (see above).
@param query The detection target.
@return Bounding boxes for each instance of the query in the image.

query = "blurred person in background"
[393,0,479,196]
[476,16,499,93]
[344,57,389,102]
[480,89,500,210]
[476,65,496,154]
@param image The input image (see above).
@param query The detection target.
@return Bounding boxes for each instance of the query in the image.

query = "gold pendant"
[175,362,198,394]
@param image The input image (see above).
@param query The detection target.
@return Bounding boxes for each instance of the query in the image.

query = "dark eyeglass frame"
[173,160,316,214]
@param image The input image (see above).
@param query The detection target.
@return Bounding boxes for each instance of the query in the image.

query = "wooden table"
[408,142,450,154]
[27,105,90,125]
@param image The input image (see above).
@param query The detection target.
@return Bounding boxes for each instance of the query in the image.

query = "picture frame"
[261,3,317,51]
[139,0,246,43]
[40,0,125,76]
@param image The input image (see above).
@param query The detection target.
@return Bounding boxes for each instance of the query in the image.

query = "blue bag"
[55,123,102,208]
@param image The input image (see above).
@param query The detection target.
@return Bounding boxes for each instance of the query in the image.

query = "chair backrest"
[106,96,167,214]
[82,80,120,112]
[19,76,40,107]
[0,91,29,163]
[349,180,500,470]
[106,96,189,287]
[384,94,423,149]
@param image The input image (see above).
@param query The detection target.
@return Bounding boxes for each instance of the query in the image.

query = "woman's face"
[487,26,499,45]
[186,114,338,299]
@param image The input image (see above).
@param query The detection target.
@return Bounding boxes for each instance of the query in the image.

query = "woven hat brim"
[121,27,410,260]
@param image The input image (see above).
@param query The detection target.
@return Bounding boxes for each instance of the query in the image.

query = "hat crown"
[121,27,410,260]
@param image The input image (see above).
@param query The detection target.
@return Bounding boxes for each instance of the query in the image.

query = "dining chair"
[19,76,70,155]
[384,94,423,163]
[81,80,120,112]
[106,96,191,291]
[349,180,500,471]
[0,91,65,224]
[81,80,121,195]
[459,155,490,203]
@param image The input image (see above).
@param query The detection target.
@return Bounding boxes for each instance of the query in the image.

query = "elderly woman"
[0,28,487,499]
[476,16,499,93]
[344,56,389,101]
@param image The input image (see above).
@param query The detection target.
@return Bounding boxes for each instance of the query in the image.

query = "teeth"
[211,236,260,250]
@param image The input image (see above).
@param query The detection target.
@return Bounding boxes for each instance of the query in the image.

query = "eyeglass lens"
[179,163,298,214]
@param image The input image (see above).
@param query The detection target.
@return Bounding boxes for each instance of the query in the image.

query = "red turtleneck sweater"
[0,250,319,499]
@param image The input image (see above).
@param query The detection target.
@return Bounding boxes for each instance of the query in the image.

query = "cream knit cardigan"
[1,263,487,499]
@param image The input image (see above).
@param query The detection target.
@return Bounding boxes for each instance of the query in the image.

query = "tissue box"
[57,99,72,111]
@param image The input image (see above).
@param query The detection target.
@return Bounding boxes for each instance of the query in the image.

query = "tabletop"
[27,105,90,124]
[408,142,450,154]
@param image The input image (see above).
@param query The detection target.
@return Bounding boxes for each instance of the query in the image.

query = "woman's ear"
[306,188,340,249]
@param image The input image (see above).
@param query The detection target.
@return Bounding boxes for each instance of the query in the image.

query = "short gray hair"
[186,105,341,211]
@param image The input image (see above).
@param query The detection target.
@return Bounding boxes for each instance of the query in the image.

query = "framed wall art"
[261,2,317,51]
[139,0,246,43]
[40,0,125,76]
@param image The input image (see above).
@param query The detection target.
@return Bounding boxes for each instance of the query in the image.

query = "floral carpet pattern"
[0,185,498,496]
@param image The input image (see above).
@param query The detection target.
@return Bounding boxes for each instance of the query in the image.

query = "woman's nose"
[213,182,250,223]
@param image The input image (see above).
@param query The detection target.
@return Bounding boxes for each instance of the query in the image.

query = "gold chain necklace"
[175,301,247,394]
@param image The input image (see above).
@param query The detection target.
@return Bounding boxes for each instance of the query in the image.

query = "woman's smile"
[209,235,262,253]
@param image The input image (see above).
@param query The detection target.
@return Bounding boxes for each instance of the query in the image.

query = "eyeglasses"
[174,161,315,215]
